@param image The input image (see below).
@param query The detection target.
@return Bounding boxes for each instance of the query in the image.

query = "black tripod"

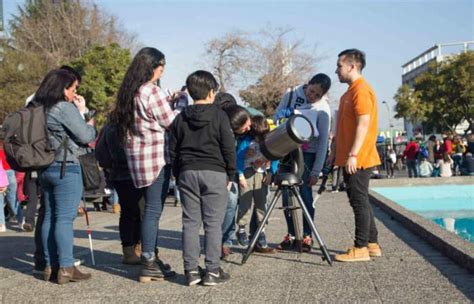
[241,172,333,265]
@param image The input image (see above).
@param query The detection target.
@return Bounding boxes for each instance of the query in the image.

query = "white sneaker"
[0,224,6,232]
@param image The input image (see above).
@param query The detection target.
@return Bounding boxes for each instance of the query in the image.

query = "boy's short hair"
[338,49,366,71]
[186,70,219,101]
[250,115,269,141]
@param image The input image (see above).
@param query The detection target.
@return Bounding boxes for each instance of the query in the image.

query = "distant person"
[434,139,443,162]
[460,153,474,176]
[426,135,437,163]
[418,157,433,177]
[436,153,453,177]
[386,146,396,178]
[402,137,419,178]
[440,133,453,155]
[330,49,381,262]
[452,136,465,175]
[169,70,236,286]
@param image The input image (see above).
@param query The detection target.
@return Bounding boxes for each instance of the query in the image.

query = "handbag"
[62,136,101,191]
[78,151,101,191]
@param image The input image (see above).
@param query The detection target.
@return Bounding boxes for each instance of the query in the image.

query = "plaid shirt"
[125,82,176,188]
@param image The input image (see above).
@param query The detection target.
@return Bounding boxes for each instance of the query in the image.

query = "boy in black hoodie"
[169,70,236,286]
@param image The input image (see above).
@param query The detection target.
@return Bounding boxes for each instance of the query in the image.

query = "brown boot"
[57,266,92,284]
[112,204,121,214]
[123,246,141,265]
[43,265,59,282]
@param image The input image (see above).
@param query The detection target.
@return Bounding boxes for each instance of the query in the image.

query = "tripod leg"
[241,189,282,265]
[288,191,303,252]
[291,187,333,266]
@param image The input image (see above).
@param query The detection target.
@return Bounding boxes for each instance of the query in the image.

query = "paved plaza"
[1,189,473,303]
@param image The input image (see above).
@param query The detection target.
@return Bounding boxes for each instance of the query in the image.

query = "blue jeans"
[282,152,315,237]
[222,182,238,246]
[141,169,166,260]
[39,164,83,267]
[0,170,22,225]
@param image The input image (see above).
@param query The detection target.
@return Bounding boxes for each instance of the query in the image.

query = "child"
[0,161,9,232]
[169,70,236,286]
[418,157,433,177]
[436,153,453,177]
[236,116,277,253]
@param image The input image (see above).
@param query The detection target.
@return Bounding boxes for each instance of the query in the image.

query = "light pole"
[382,101,393,148]
[382,100,395,177]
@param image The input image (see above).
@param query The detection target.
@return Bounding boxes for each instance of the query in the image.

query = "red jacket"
[0,149,11,171]
[403,141,419,160]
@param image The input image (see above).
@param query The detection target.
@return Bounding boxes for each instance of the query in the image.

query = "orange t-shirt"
[335,77,381,169]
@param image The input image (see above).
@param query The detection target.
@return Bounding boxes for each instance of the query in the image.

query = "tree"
[70,43,131,127]
[9,0,135,68]
[394,51,474,134]
[239,28,319,116]
[0,0,136,121]
[0,44,47,122]
[394,84,431,126]
[205,31,254,93]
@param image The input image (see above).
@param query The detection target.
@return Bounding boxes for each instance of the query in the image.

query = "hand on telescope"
[308,175,318,186]
[345,156,358,175]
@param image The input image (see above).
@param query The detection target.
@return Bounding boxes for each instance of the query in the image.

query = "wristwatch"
[348,152,357,158]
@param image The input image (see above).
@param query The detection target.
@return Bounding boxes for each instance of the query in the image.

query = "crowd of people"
[0,47,412,286]
[397,133,474,178]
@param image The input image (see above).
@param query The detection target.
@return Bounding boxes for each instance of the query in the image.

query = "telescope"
[242,114,332,265]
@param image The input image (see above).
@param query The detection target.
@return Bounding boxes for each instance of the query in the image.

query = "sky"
[2,0,474,130]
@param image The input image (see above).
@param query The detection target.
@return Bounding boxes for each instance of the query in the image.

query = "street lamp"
[382,101,393,148]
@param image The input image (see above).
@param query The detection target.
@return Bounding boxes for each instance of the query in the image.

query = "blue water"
[372,185,474,243]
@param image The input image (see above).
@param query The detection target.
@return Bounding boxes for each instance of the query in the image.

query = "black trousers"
[24,173,40,226]
[343,167,378,248]
[113,179,143,247]
[34,195,45,269]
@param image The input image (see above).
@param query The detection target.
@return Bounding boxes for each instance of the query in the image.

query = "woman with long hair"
[36,69,96,284]
[113,47,176,283]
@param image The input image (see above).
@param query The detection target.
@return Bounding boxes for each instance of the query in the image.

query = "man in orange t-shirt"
[331,49,382,262]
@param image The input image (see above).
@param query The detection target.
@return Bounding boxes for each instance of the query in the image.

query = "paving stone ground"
[1,189,473,303]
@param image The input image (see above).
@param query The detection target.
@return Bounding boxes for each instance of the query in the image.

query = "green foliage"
[70,43,131,127]
[0,44,48,122]
[0,0,134,124]
[394,84,431,124]
[394,51,474,134]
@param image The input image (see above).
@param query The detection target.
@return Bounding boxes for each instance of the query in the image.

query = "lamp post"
[382,101,393,148]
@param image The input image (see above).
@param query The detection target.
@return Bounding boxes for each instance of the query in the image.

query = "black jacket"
[169,104,236,180]
[95,123,132,181]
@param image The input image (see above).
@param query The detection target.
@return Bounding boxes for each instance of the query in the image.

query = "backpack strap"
[60,137,69,179]
[286,87,294,111]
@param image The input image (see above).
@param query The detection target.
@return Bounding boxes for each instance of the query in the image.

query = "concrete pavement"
[0,189,473,303]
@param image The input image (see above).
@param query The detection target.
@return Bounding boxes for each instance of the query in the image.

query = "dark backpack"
[2,102,55,172]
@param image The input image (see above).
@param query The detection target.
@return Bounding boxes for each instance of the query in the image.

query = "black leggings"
[113,179,143,247]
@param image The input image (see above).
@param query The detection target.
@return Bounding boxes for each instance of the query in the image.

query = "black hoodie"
[169,104,236,180]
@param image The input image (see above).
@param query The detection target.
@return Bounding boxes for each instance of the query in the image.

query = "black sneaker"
[276,234,295,250]
[202,268,230,286]
[236,227,249,247]
[185,266,204,286]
